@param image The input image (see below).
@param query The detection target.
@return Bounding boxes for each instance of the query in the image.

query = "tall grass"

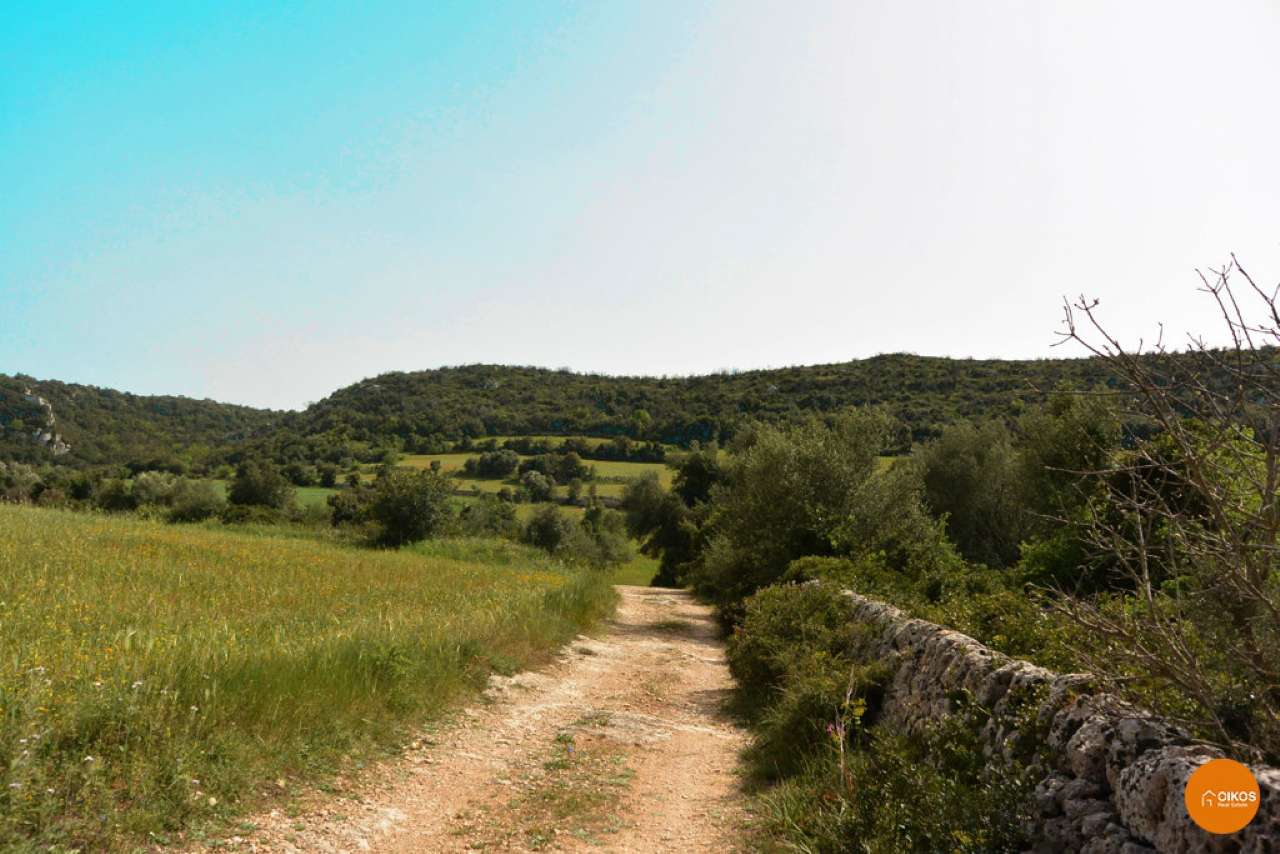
[0,505,614,849]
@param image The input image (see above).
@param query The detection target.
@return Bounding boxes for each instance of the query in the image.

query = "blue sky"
[3,1,1279,409]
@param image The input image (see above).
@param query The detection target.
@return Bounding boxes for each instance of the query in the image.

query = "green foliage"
[621,472,706,587]
[263,355,1142,456]
[753,713,1036,853]
[227,459,295,509]
[519,469,556,502]
[367,468,454,546]
[522,504,631,568]
[671,443,720,506]
[458,494,521,537]
[0,373,278,469]
[691,411,949,618]
[464,449,521,478]
[732,582,1039,853]
[727,583,863,713]
[917,421,1030,567]
[166,479,226,522]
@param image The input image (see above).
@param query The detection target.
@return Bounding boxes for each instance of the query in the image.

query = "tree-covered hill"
[0,374,281,469]
[278,354,1120,454]
[0,351,1192,469]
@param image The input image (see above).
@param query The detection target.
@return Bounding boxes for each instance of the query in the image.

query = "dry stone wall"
[840,590,1279,853]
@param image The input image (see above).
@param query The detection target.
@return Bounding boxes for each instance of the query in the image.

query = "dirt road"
[224,586,750,852]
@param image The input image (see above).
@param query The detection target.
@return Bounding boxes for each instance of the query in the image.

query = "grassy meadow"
[0,504,614,849]
[209,479,337,508]
[387,452,672,499]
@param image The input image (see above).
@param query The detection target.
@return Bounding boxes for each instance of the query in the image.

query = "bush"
[317,463,339,488]
[519,470,555,502]
[368,468,454,546]
[130,471,179,507]
[522,504,582,553]
[731,581,1039,852]
[522,504,630,568]
[167,479,226,522]
[753,706,1037,853]
[219,503,286,525]
[227,460,294,509]
[459,494,520,537]
[916,421,1029,567]
[283,462,318,487]
[728,582,864,711]
[464,449,520,478]
[689,410,948,620]
[95,478,138,513]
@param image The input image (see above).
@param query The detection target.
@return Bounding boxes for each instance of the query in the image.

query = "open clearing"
[218,586,749,852]
[0,506,610,849]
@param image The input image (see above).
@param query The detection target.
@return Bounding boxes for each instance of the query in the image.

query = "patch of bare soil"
[208,586,750,852]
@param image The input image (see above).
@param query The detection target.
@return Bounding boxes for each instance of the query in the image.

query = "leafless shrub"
[1054,255,1280,761]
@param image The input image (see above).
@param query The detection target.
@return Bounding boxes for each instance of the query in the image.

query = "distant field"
[210,479,336,508]
[380,451,672,499]
[486,434,675,451]
[0,505,613,849]
[612,553,660,586]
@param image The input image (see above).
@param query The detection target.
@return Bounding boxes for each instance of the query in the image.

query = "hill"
[270,354,1118,456]
[3,352,1170,468]
[0,373,280,469]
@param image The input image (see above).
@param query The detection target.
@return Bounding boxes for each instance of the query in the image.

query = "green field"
[210,479,336,508]
[0,505,614,849]
[611,553,659,586]
[367,451,672,503]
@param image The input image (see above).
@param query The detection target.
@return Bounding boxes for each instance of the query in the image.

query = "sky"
[2,1,1279,410]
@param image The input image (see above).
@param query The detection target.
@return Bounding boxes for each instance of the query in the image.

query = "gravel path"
[217,586,750,852]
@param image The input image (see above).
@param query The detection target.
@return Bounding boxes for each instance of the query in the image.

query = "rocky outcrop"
[19,389,70,455]
[840,591,1279,852]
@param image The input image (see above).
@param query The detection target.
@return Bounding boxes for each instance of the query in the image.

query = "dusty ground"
[213,586,750,852]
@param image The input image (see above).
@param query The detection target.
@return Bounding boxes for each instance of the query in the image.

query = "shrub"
[227,460,294,509]
[519,470,555,502]
[327,486,369,527]
[689,410,948,620]
[522,504,630,568]
[95,478,138,513]
[283,462,318,487]
[167,479,226,522]
[727,582,863,711]
[130,471,179,506]
[459,494,520,537]
[522,504,582,554]
[367,468,454,546]
[753,706,1036,853]
[916,421,1030,567]
[317,463,339,488]
[464,449,520,478]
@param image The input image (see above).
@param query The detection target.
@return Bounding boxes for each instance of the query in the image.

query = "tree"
[622,472,702,586]
[520,470,555,502]
[632,409,652,438]
[523,504,582,553]
[465,449,520,478]
[227,459,294,509]
[917,421,1029,567]
[368,468,453,546]
[168,479,225,522]
[689,411,953,622]
[672,443,721,506]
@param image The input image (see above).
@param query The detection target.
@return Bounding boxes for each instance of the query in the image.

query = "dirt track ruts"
[216,585,750,852]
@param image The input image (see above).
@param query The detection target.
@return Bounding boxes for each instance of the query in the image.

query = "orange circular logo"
[1185,758,1260,834]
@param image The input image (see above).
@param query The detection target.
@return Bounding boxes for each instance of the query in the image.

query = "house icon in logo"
[1200,790,1216,808]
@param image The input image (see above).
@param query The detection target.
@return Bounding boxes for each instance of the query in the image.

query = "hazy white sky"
[3,1,1278,409]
